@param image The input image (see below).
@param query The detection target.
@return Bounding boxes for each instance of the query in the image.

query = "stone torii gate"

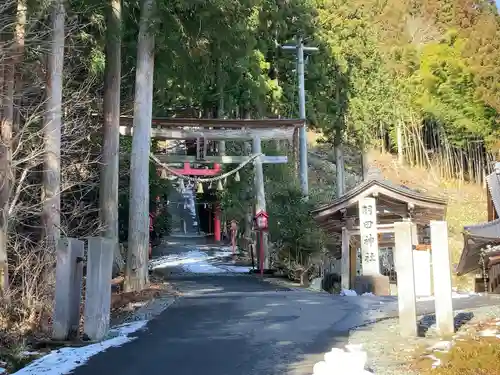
[119,116,303,270]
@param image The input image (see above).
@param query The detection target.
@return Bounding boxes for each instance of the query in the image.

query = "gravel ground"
[348,304,500,374]
[262,277,500,374]
[110,279,179,326]
[117,289,177,324]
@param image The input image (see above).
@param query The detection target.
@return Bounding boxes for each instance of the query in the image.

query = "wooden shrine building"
[457,163,500,293]
[312,178,447,293]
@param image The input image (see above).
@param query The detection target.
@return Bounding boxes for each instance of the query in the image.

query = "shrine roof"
[456,169,500,276]
[456,219,500,276]
[312,178,447,221]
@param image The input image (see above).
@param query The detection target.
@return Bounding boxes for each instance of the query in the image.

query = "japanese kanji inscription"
[358,197,380,275]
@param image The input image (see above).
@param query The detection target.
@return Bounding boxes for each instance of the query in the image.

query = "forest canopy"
[77,0,499,153]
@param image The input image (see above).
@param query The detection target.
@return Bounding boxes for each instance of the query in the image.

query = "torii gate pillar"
[214,202,221,242]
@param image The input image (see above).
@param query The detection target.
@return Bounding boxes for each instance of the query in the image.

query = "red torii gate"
[161,161,223,241]
[169,162,221,176]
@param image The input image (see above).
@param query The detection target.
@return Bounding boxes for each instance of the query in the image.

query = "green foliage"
[266,180,325,266]
[219,141,325,266]
[77,0,500,151]
[75,0,500,258]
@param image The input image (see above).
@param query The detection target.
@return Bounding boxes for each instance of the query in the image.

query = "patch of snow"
[213,249,234,257]
[216,265,252,273]
[12,320,149,375]
[149,249,250,274]
[183,262,226,273]
[428,341,452,352]
[312,345,372,374]
[111,320,148,335]
[361,292,375,297]
[479,328,497,337]
[416,291,479,302]
[149,250,210,270]
[340,289,358,296]
[424,354,442,369]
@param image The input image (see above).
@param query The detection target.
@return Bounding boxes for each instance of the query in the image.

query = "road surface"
[69,241,500,375]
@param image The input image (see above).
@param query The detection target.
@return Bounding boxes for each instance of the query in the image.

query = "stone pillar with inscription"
[358,197,380,275]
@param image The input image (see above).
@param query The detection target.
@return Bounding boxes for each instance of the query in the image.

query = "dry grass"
[414,337,500,375]
[370,151,486,290]
[109,276,180,323]
[306,129,324,147]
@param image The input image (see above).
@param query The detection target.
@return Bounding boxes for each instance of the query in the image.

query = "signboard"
[358,197,380,275]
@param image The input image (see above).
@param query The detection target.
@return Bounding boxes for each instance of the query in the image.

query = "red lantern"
[254,210,269,231]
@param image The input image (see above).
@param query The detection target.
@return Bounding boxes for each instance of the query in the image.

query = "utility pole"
[281,37,318,197]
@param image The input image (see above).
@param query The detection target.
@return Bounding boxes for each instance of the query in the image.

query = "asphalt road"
[69,240,500,375]
[71,275,384,375]
[69,272,500,375]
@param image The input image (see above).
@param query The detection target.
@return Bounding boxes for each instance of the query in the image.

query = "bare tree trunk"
[100,0,124,276]
[334,127,345,197]
[124,0,155,292]
[0,31,15,297]
[14,0,26,133]
[42,0,65,248]
[362,150,370,181]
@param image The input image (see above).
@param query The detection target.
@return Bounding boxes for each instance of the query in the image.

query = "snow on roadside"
[416,291,481,302]
[339,289,481,301]
[217,265,253,273]
[312,344,373,374]
[149,250,209,270]
[12,321,149,375]
[183,262,227,273]
[149,249,251,274]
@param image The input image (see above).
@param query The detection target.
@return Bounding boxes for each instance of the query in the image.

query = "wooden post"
[394,221,418,337]
[253,136,268,269]
[341,227,350,289]
[430,221,454,336]
[349,243,357,288]
[216,90,225,242]
[244,141,254,260]
[53,238,84,340]
[84,237,114,341]
[358,197,380,275]
[214,203,221,242]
